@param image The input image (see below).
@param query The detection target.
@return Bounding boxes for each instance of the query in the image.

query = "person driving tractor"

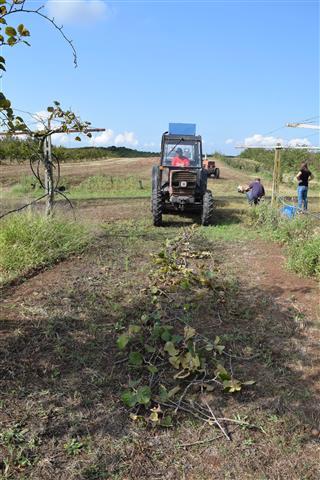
[172,147,190,167]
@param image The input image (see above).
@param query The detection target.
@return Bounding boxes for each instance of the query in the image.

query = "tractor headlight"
[180,181,187,187]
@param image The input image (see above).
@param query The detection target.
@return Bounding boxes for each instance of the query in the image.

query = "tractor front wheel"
[215,168,220,179]
[201,190,214,226]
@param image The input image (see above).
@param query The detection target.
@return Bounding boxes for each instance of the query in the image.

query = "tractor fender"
[197,169,208,194]
[152,165,161,191]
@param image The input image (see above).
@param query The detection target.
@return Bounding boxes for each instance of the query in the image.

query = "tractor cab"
[151,123,214,226]
[161,134,203,169]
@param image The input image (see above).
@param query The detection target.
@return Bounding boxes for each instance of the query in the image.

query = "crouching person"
[238,178,265,205]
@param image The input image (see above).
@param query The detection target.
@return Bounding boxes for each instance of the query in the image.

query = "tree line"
[0,138,157,163]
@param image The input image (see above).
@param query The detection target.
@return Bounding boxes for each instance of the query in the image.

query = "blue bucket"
[281,205,297,218]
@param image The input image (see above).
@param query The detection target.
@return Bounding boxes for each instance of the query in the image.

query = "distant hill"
[0,138,158,163]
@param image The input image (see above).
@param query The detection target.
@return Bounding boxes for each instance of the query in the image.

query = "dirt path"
[1,157,319,479]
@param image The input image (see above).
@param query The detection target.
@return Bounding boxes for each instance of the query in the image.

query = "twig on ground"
[178,433,224,448]
[204,401,231,441]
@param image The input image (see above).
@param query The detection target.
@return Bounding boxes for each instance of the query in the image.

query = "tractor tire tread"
[201,190,214,226]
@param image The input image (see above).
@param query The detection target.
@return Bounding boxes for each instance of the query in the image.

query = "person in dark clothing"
[246,178,265,205]
[296,162,313,210]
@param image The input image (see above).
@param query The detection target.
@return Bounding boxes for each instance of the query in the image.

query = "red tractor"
[203,158,220,178]
[151,124,214,226]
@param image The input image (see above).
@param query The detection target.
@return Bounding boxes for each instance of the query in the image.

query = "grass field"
[0,157,319,480]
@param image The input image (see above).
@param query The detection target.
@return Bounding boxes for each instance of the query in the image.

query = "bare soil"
[0,158,319,479]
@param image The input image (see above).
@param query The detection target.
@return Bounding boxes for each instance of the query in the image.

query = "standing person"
[296,162,313,210]
[245,178,265,205]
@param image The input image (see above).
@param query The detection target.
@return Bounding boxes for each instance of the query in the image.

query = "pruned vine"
[116,227,257,436]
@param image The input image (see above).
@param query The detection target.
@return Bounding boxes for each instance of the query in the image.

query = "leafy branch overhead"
[0,0,78,132]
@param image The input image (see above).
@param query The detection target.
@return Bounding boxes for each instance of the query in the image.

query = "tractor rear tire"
[201,190,214,226]
[215,168,220,179]
[151,166,163,226]
[152,189,163,226]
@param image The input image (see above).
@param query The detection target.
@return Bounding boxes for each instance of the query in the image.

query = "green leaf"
[223,379,242,393]
[147,365,158,374]
[17,24,25,35]
[116,333,130,350]
[167,385,181,399]
[171,334,183,344]
[181,351,200,371]
[5,26,17,36]
[128,378,141,388]
[0,97,11,109]
[184,326,196,341]
[161,415,173,427]
[136,386,151,405]
[0,64,5,71]
[149,411,159,423]
[129,351,143,366]
[242,380,256,386]
[144,344,155,353]
[158,385,168,402]
[215,344,225,354]
[121,390,137,408]
[75,136,81,142]
[161,327,173,342]
[47,107,54,113]
[164,341,179,357]
[0,56,5,63]
[128,325,141,335]
[215,364,231,381]
[169,355,181,369]
[180,279,190,289]
[17,24,30,37]
[7,36,17,46]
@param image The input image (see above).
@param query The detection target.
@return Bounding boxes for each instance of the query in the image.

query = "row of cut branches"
[115,227,258,438]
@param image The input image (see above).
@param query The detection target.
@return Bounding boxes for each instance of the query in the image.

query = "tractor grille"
[170,171,197,196]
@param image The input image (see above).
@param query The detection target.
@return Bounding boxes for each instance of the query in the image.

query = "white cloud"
[241,133,312,149]
[33,110,50,130]
[114,131,138,147]
[287,137,311,147]
[46,0,109,24]
[89,129,139,147]
[225,138,234,144]
[244,134,282,147]
[51,133,70,145]
[89,129,114,146]
[143,142,156,149]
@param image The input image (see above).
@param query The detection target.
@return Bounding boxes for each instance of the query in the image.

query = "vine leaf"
[129,351,143,366]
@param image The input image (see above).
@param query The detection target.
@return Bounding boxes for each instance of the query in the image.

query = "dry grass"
[1,213,319,479]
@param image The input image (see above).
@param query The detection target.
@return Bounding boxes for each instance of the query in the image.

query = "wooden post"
[43,131,54,216]
[271,143,281,206]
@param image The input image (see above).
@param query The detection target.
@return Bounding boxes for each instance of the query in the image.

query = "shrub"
[0,212,89,284]
[287,237,320,279]
[247,202,319,278]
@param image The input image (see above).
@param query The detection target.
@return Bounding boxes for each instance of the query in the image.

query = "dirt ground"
[0,158,319,479]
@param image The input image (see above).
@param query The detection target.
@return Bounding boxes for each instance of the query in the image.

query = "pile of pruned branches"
[116,227,256,437]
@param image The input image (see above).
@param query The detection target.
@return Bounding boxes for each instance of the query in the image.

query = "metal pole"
[271,143,281,206]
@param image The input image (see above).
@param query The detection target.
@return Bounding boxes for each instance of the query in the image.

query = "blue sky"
[2,0,320,152]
